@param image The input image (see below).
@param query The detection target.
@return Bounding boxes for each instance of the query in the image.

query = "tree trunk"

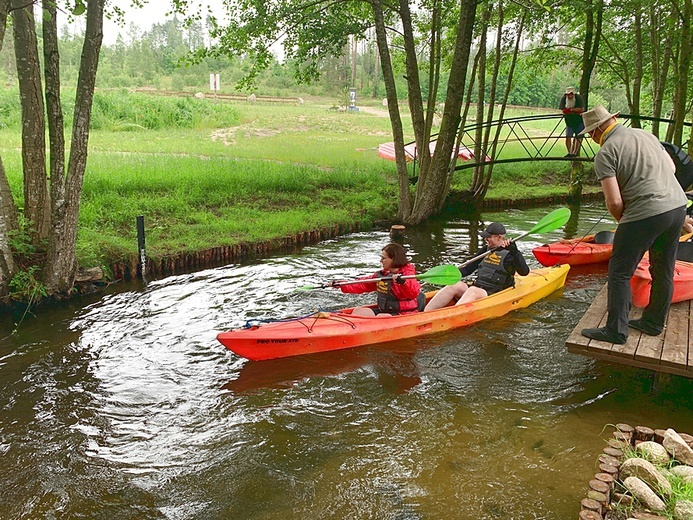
[43,0,105,294]
[649,4,673,138]
[12,0,50,244]
[631,8,643,128]
[408,0,476,223]
[482,10,526,200]
[580,0,603,108]
[0,0,17,297]
[399,0,429,178]
[471,2,490,196]
[372,0,413,221]
[671,0,692,145]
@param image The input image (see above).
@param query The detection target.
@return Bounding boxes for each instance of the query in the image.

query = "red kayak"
[532,232,615,266]
[631,258,693,308]
[534,232,693,267]
[217,265,570,361]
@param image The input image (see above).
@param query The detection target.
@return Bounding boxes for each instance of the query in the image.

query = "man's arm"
[601,176,624,221]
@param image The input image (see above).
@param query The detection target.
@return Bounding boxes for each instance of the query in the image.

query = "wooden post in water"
[390,225,406,240]
[137,215,147,282]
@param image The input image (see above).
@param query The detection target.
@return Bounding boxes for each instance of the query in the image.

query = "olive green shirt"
[594,125,687,224]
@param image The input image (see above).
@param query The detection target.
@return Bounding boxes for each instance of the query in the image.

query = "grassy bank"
[0,91,596,273]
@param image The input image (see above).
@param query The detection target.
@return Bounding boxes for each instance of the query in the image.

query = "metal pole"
[136,215,147,282]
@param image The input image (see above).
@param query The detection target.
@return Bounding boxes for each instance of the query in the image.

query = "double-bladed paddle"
[295,264,461,291]
[458,207,572,268]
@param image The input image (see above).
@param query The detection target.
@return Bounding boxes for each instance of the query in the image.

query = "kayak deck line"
[566,284,693,378]
[218,265,570,361]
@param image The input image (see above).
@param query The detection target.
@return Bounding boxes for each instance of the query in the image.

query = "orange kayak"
[532,234,613,266]
[217,264,570,361]
[631,258,693,308]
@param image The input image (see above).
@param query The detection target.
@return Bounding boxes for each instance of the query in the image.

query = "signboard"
[209,73,220,91]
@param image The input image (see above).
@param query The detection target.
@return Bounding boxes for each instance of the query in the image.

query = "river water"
[2,204,693,519]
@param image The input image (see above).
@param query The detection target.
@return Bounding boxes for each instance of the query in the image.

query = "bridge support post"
[568,160,586,203]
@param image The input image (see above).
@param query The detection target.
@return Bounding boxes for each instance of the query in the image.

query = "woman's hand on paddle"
[391,273,406,284]
[327,280,345,288]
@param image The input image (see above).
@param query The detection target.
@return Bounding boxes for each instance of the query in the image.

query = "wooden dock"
[566,284,693,378]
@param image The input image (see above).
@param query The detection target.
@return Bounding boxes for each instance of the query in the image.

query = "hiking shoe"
[581,327,627,344]
[628,319,663,336]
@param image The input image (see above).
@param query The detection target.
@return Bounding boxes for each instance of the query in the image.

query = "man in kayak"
[578,105,687,344]
[329,243,425,317]
[424,222,530,311]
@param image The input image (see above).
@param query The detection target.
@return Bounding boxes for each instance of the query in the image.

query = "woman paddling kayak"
[328,243,425,317]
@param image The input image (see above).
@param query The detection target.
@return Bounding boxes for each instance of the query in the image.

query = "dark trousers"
[607,206,686,337]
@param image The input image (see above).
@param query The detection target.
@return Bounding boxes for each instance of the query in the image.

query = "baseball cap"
[480,222,507,237]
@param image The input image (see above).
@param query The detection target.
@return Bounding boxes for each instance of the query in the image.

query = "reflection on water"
[2,204,693,519]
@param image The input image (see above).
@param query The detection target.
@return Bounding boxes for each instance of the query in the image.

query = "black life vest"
[375,275,425,314]
[662,141,693,191]
[473,249,514,293]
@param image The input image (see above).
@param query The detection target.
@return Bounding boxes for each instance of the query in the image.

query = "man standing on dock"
[579,106,687,344]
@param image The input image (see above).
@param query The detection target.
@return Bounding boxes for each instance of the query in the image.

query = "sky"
[57,1,221,46]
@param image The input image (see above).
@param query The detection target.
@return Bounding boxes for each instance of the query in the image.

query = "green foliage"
[0,88,22,129]
[8,216,36,256]
[8,266,48,303]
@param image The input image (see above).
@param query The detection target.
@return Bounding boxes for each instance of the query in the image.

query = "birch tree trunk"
[43,0,105,294]
[0,0,17,297]
[12,0,50,244]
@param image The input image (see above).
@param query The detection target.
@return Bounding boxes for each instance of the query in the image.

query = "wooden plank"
[661,302,689,369]
[575,348,693,378]
[566,284,609,354]
[612,307,644,358]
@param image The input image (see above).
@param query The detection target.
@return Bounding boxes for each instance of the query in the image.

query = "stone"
[75,267,104,282]
[670,464,693,483]
[663,429,693,465]
[194,92,204,99]
[631,513,668,520]
[636,441,671,465]
[623,477,666,513]
[673,499,693,520]
[247,93,256,102]
[620,458,672,498]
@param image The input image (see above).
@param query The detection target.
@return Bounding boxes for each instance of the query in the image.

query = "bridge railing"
[412,113,690,171]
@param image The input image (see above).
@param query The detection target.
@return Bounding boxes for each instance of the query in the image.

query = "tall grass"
[0,87,241,131]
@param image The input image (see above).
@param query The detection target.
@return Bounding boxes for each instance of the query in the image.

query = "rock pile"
[579,423,693,520]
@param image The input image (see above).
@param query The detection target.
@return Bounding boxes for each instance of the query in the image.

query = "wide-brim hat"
[565,87,576,94]
[480,222,506,238]
[579,105,620,135]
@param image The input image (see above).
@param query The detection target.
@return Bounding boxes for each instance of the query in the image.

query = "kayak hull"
[532,236,612,266]
[217,265,570,361]
[533,232,693,267]
[631,258,693,308]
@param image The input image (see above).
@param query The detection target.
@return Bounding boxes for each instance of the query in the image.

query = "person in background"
[329,243,424,317]
[558,87,585,157]
[424,222,529,311]
[579,105,687,344]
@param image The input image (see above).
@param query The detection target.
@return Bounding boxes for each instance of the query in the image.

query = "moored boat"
[630,258,693,308]
[533,232,693,267]
[217,264,570,361]
[532,232,614,266]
